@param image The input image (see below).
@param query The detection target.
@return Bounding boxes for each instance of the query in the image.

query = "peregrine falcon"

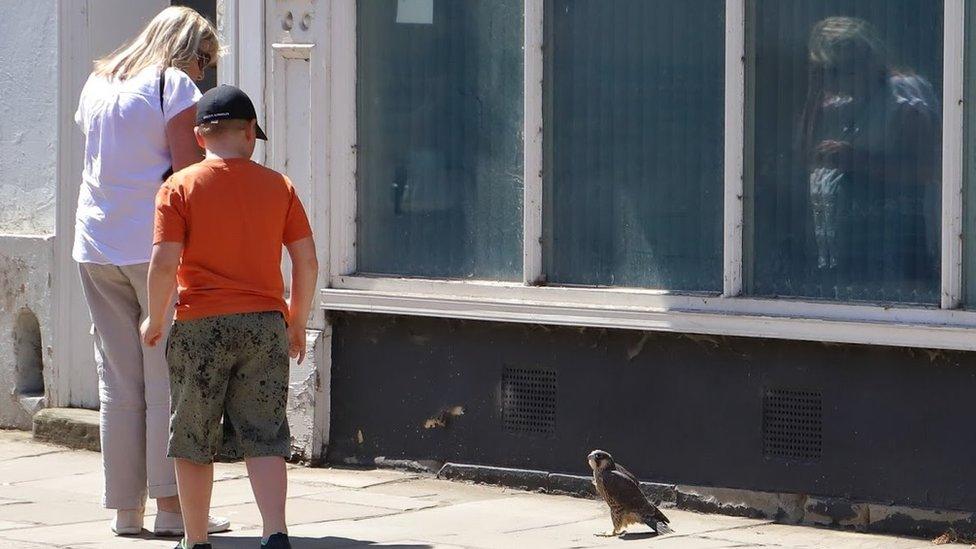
[588,449,672,537]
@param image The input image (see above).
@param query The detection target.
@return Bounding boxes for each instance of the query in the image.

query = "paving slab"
[0,450,101,485]
[592,536,760,548]
[209,529,459,549]
[63,540,176,549]
[211,498,397,531]
[0,430,64,461]
[207,477,329,508]
[303,488,438,512]
[286,467,419,489]
[215,462,250,480]
[7,471,105,504]
[0,495,28,506]
[0,521,141,547]
[0,519,37,532]
[0,541,60,549]
[281,494,616,548]
[361,478,511,506]
[0,500,113,527]
[693,522,936,549]
[0,478,103,507]
[0,432,969,549]
[337,500,769,549]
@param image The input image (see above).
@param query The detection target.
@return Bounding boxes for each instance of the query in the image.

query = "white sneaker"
[153,509,231,536]
[111,506,145,535]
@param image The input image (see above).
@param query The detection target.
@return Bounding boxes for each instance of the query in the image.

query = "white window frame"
[317,0,975,352]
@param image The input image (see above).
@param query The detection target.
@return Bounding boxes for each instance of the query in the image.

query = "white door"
[265,0,331,308]
[54,0,169,408]
[264,0,331,461]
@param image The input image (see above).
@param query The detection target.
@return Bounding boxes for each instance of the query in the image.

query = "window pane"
[357,0,523,280]
[965,0,976,306]
[544,0,725,290]
[748,1,942,304]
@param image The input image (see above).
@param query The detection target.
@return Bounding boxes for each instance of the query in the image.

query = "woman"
[73,6,230,537]
[798,16,940,302]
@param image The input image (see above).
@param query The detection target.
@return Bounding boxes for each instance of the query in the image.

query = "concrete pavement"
[0,430,967,548]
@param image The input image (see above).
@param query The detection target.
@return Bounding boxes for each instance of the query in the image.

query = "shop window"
[543,0,725,291]
[746,1,943,304]
[356,0,524,280]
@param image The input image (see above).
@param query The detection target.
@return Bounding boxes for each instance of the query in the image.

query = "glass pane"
[965,1,976,306]
[748,1,943,304]
[356,0,524,280]
[544,0,725,290]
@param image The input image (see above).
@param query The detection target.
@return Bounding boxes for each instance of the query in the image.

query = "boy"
[141,84,318,549]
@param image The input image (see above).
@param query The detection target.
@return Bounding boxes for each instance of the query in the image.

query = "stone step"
[32,407,99,452]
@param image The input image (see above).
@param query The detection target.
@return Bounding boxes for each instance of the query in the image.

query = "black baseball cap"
[196,84,268,140]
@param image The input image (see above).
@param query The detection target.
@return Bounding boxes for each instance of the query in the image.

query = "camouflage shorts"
[166,311,290,464]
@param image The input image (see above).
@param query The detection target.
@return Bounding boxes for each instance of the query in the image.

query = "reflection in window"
[748,2,942,304]
[356,0,524,280]
[544,0,725,290]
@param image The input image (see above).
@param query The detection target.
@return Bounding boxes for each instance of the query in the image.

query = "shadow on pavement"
[209,536,433,548]
[618,531,660,541]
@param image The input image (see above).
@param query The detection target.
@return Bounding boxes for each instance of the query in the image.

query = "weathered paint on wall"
[0,236,55,429]
[0,1,58,235]
[287,327,332,462]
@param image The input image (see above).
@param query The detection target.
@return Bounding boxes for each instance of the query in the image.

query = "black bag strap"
[159,69,174,181]
[158,69,165,113]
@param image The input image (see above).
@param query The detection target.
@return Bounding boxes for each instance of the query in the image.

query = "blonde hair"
[94,6,218,81]
[808,16,886,69]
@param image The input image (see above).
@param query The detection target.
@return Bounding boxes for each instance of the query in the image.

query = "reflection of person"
[72,6,230,536]
[144,85,317,549]
[798,17,939,296]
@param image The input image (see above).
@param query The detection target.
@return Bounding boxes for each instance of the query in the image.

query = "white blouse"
[73,66,201,265]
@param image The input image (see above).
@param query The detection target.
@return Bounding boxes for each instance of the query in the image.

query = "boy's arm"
[285,236,319,363]
[141,242,183,347]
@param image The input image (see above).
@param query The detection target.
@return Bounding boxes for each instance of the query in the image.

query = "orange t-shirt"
[153,157,313,321]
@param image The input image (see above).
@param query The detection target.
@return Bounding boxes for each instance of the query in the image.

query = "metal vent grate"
[502,367,557,437]
[763,389,823,461]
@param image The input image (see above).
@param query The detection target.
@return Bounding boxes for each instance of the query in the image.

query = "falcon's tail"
[647,519,674,535]
[644,518,674,536]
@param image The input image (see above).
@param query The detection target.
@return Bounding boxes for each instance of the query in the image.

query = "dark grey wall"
[329,313,976,511]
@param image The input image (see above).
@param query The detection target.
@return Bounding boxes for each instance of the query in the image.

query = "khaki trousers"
[79,262,177,509]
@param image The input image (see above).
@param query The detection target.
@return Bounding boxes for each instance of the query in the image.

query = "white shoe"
[153,509,231,536]
[111,506,145,535]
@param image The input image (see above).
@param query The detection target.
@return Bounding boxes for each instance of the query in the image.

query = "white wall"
[0,236,54,429]
[0,0,58,235]
[0,1,58,426]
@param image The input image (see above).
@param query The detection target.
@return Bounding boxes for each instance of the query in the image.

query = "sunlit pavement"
[0,430,965,549]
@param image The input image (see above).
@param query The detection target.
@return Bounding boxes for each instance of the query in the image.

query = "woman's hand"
[141,317,164,347]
